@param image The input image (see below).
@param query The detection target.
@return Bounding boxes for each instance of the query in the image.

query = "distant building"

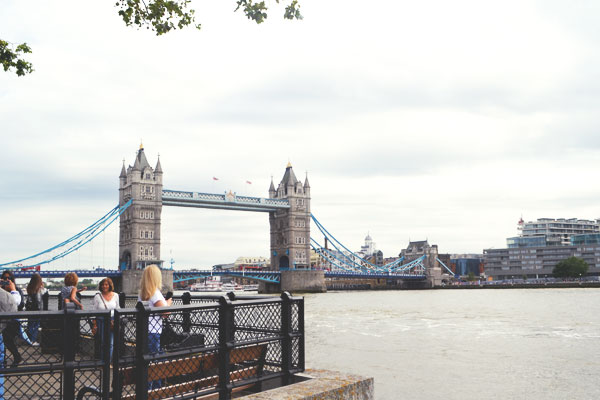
[450,255,484,276]
[233,256,269,270]
[484,217,600,280]
[357,233,376,258]
[399,240,442,276]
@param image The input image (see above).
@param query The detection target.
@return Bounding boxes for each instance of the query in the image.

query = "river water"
[303,289,600,400]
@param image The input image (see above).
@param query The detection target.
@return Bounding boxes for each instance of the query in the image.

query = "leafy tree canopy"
[552,256,589,278]
[0,40,33,76]
[2,0,303,76]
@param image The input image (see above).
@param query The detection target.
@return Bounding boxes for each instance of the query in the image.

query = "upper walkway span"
[161,189,290,212]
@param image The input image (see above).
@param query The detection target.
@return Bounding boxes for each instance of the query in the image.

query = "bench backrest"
[120,343,267,391]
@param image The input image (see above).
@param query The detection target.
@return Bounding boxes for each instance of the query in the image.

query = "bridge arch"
[278,255,290,270]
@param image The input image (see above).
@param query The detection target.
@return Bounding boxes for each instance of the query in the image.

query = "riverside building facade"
[484,217,600,280]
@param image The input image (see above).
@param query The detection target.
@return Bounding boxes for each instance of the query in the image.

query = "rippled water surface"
[303,289,600,400]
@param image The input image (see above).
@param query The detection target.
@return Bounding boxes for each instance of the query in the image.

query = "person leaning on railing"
[138,264,172,390]
[25,273,47,344]
[60,272,87,309]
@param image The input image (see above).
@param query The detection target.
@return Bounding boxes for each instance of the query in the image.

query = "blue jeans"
[27,319,40,342]
[148,333,162,390]
[0,335,5,398]
[97,320,114,361]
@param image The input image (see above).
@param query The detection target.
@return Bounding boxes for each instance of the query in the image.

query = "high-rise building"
[508,217,600,247]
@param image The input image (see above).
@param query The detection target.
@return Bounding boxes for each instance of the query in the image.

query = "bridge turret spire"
[155,155,163,174]
[269,176,276,198]
[119,160,127,179]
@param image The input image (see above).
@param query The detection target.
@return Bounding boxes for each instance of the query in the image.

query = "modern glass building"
[571,234,600,246]
[484,217,600,280]
[518,218,600,246]
[507,236,547,248]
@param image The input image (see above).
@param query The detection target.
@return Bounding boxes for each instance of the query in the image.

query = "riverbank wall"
[434,282,600,289]
[242,369,374,400]
[326,280,600,290]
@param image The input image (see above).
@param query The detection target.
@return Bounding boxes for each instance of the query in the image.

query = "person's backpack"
[25,295,40,311]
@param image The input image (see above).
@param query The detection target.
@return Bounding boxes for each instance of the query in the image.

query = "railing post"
[135,301,150,400]
[280,291,293,385]
[182,292,191,333]
[42,291,49,310]
[63,302,77,400]
[218,296,234,400]
[298,297,305,371]
[112,309,123,400]
[118,292,126,309]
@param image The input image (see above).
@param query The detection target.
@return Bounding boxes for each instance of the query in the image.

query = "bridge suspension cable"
[0,200,132,270]
[310,214,425,274]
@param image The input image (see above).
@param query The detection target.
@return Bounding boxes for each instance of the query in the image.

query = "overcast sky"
[1,0,599,270]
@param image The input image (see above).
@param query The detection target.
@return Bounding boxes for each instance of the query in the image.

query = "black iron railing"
[0,292,304,400]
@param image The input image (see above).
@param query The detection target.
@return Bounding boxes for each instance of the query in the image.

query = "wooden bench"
[77,344,267,400]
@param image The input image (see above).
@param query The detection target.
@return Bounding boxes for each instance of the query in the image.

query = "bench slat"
[121,367,259,400]
[120,344,266,385]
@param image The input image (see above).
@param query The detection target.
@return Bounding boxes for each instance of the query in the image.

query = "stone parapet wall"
[242,369,374,400]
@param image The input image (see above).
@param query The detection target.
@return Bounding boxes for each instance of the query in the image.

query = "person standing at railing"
[60,272,86,309]
[25,273,47,345]
[0,288,18,397]
[138,265,172,390]
[92,278,119,360]
[1,270,32,367]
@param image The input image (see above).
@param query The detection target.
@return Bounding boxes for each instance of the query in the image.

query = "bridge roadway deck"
[13,269,426,281]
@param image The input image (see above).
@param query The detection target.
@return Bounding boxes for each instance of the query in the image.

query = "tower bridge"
[2,145,443,293]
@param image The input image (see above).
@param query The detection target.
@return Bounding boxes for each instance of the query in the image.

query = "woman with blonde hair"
[138,265,171,389]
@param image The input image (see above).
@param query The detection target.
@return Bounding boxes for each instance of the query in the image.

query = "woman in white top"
[93,278,120,360]
[138,265,172,389]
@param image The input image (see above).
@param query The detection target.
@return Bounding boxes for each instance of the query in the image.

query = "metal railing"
[0,292,304,400]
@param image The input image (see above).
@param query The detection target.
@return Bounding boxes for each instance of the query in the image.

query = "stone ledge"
[241,369,374,400]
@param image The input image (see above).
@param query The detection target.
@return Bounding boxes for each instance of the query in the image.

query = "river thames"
[303,288,600,400]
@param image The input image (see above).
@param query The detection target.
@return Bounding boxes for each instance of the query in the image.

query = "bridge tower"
[269,163,311,270]
[118,144,163,271]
